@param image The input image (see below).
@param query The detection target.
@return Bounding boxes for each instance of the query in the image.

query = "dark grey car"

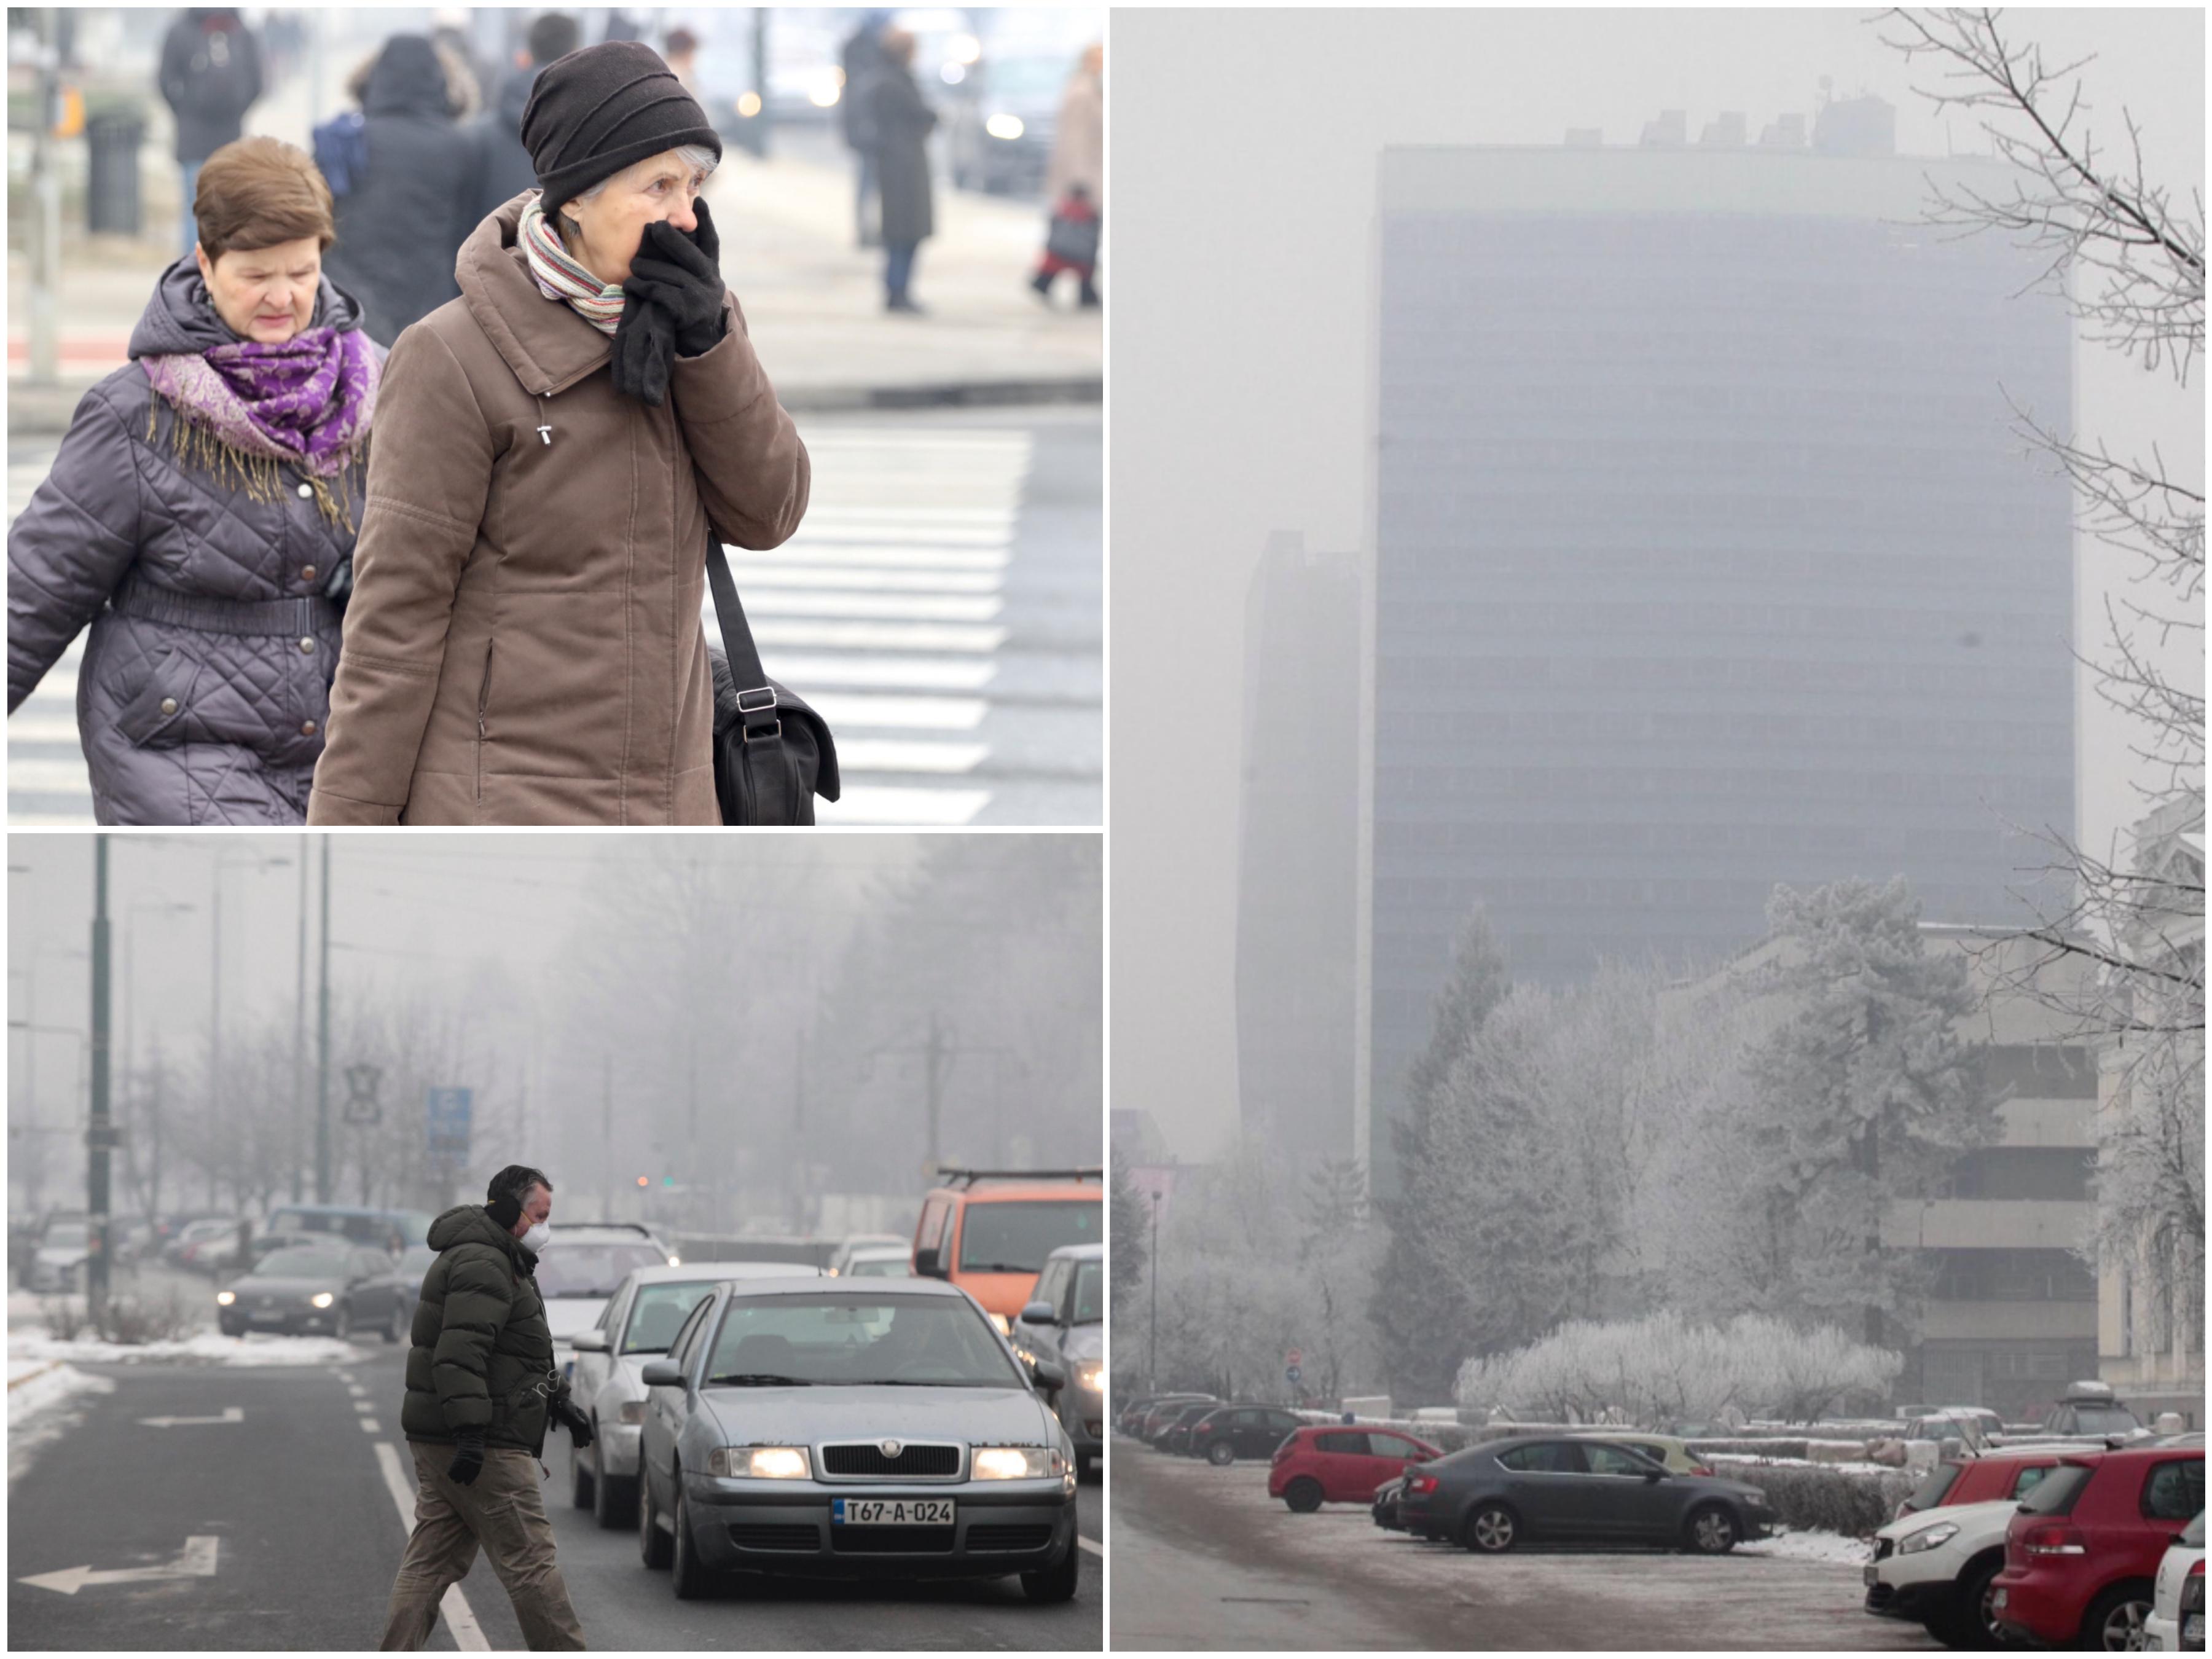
[342,1244,436,1344]
[635,1276,1081,1601]
[215,1242,394,1339]
[1014,1242,1103,1477]
[1399,1435,1780,1555]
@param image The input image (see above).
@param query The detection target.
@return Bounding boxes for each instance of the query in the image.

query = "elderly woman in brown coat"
[308,41,808,824]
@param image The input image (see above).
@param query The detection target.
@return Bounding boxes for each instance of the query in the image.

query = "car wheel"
[1464,1502,1519,1554]
[638,1464,672,1569]
[571,1430,595,1508]
[383,1301,404,1344]
[1019,1535,1080,1603]
[2082,1582,2155,1652]
[1683,1503,1738,1555]
[1284,1478,1324,1514]
[1937,1555,2006,1649]
[670,1483,708,1600]
[1206,1441,1236,1467]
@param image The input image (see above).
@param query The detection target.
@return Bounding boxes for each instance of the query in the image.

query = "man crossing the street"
[380,1164,595,1650]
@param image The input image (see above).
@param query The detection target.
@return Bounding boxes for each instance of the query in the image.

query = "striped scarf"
[519,197,626,336]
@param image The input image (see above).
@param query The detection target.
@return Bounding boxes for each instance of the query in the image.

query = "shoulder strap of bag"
[705,536,781,738]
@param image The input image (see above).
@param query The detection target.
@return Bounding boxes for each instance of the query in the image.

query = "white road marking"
[1078,1535,1104,1558]
[359,1418,380,1433]
[748,619,1010,653]
[815,785,992,826]
[137,1407,243,1427]
[374,1441,489,1652]
[18,1535,219,1594]
[347,1386,369,1399]
[740,590,1005,622]
[763,654,997,691]
[806,693,988,731]
[353,1400,373,1413]
[833,740,990,775]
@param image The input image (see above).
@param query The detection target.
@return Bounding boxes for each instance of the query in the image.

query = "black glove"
[611,204,728,405]
[553,1395,594,1449]
[447,1426,486,1487]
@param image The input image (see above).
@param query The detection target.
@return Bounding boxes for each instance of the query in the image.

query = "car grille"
[965,1524,1055,1553]
[830,1526,955,1555]
[1866,1583,1897,1612]
[819,1441,962,1479]
[728,1523,820,1553]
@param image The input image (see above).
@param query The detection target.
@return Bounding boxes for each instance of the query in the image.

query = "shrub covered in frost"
[1709,1456,1913,1537]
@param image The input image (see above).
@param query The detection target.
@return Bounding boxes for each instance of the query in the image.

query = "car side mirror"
[639,1359,683,1387]
[1644,1469,1666,1483]
[1028,1357,1066,1392]
[913,1245,943,1279]
[571,1330,609,1354]
[1018,1299,1056,1327]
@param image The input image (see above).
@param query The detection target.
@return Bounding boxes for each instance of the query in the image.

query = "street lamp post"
[1148,1190,1163,1394]
[87,840,112,1316]
[123,899,194,1225]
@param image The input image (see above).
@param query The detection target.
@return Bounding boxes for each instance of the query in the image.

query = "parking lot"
[1110,1435,1940,1651]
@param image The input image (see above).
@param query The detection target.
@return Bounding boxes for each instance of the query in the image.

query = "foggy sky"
[1110,8,2206,1162]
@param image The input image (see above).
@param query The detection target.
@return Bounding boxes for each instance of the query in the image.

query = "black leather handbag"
[705,537,839,825]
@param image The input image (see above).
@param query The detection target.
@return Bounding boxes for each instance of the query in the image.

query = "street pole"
[750,9,771,159]
[28,10,60,386]
[1148,1191,1162,1394]
[87,840,112,1316]
[209,861,222,1205]
[315,837,331,1202]
[602,1053,613,1224]
[148,1041,164,1224]
[924,1012,947,1175]
[292,836,307,1202]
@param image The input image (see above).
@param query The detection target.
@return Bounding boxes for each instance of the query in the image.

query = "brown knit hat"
[520,40,721,219]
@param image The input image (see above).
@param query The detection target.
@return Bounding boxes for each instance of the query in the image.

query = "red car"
[1896,1449,2069,1522]
[1990,1445,2203,1650]
[1268,1424,1443,1512]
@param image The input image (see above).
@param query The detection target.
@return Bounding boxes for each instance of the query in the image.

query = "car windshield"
[622,1281,718,1354]
[957,1199,1100,1273]
[704,1292,1024,1388]
[1069,1261,1103,1322]
[43,1224,87,1248]
[537,1242,668,1298]
[256,1245,351,1279]
[2074,1406,2141,1434]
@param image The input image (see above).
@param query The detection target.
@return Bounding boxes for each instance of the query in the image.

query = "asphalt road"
[9,1340,1102,1650]
[1109,1433,1940,1652]
[7,402,1100,828]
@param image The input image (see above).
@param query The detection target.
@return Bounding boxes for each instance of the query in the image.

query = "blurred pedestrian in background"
[1032,43,1104,310]
[861,28,935,315]
[662,26,700,100]
[429,9,489,119]
[319,35,484,348]
[839,12,888,248]
[472,12,581,226]
[308,41,808,826]
[6,138,380,825]
[157,8,264,257]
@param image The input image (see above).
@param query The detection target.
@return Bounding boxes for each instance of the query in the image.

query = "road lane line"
[353,1400,373,1413]
[374,1442,489,1652]
[1078,1536,1104,1557]
[360,1418,381,1432]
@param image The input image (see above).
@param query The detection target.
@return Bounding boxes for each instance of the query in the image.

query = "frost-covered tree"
[1740,879,1996,1346]
[1298,1157,1385,1403]
[1373,907,1508,1402]
[1109,1149,1149,1323]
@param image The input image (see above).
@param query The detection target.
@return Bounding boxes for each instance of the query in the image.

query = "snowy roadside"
[8,1359,117,1485]
[1741,1528,1876,1566]
[10,1331,361,1367]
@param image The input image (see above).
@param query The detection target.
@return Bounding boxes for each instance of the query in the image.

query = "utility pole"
[292,834,307,1202]
[315,837,331,1202]
[602,1053,613,1223]
[87,839,112,1316]
[749,9,771,159]
[147,1040,165,1225]
[869,1014,1010,1179]
[27,10,60,386]
[209,860,222,1202]
[1148,1191,1163,1394]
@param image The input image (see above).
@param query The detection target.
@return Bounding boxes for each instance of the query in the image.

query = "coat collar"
[457,191,614,399]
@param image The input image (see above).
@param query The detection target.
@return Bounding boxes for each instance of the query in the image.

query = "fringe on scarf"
[147,395,369,536]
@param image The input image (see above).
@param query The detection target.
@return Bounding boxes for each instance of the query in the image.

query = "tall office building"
[1235,533,1362,1168]
[1363,104,2076,1187]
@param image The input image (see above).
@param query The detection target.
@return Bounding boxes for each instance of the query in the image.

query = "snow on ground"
[10,1332,359,1367]
[8,1362,117,1484]
[1743,1529,1877,1566]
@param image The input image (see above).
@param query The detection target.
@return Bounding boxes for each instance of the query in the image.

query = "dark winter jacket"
[865,65,936,248]
[321,35,485,349]
[468,66,542,230]
[6,262,375,825]
[157,10,263,165]
[400,1204,569,1454]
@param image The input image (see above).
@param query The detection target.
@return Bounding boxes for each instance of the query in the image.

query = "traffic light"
[635,1175,648,1188]
[662,1176,674,1188]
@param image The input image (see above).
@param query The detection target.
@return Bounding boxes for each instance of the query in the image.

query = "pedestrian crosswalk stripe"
[750,544,1010,570]
[817,785,991,826]
[809,694,988,731]
[835,740,989,774]
[741,590,1004,623]
[726,565,1003,593]
[767,654,997,691]
[748,619,1008,654]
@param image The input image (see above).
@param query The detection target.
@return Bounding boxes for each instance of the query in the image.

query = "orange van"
[912,1167,1103,1331]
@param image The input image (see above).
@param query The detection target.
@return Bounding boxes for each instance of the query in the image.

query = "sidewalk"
[7,142,1099,431]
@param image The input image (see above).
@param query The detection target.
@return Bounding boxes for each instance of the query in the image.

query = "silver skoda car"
[635,1275,1080,1601]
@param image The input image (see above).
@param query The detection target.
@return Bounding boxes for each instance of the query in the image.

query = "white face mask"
[519,1220,551,1256]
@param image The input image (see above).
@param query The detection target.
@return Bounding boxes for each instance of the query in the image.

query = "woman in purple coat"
[6,136,381,823]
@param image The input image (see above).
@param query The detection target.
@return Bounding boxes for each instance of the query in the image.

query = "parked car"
[1869,1497,2036,1647]
[165,1217,239,1269]
[1138,1395,1218,1444]
[23,1214,93,1293]
[536,1223,678,1381]
[1398,1435,1781,1555]
[827,1233,910,1277]
[1015,1242,1104,1478]
[1159,1400,1226,1456]
[1126,1394,1213,1439]
[633,1274,1080,1600]
[942,50,1062,195]
[340,1244,436,1344]
[1897,1446,2069,1523]
[176,1218,250,1273]
[1991,1446,2205,1650]
[254,1203,433,1260]
[1567,1431,1715,1478]
[911,1166,1102,1334]
[215,1241,396,1338]
[2143,1509,2205,1652]
[567,1263,817,1530]
[2040,1381,2146,1440]
[1373,1470,1413,1531]
[1269,1424,1445,1513]
[1189,1405,1306,1467]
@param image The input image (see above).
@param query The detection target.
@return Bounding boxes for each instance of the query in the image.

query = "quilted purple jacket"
[7,262,377,823]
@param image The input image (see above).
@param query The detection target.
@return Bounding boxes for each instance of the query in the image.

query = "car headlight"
[708,1446,810,1479]
[215,1290,235,1306]
[311,1292,335,1309]
[619,1401,646,1425]
[1898,1522,1960,1555]
[985,112,1024,141]
[667,1255,681,1267]
[1077,1365,1104,1393]
[972,1446,1055,1481]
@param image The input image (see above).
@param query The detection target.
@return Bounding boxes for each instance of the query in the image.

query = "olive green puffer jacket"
[400,1203,567,1453]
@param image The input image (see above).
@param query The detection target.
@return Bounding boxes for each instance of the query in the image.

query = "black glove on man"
[553,1395,595,1449]
[610,199,728,407]
[447,1425,487,1487]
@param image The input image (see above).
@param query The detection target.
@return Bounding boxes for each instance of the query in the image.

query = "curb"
[7,375,1102,436]
[7,1360,63,1390]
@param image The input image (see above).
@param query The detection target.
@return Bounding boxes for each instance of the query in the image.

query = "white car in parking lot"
[1866,1497,2023,1648]
[565,1261,823,1530]
[2143,1510,2205,1652]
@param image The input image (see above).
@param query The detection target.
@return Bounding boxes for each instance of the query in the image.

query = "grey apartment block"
[1367,131,2076,1188]
[1236,533,1363,1170]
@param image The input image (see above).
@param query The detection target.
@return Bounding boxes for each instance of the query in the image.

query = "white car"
[838,1244,916,1279]
[2143,1510,2205,1652]
[536,1225,677,1383]
[25,1218,92,1292]
[825,1233,908,1277]
[563,1261,822,1529]
[1866,1497,2022,1649]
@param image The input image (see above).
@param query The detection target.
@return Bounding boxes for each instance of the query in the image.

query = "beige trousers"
[380,1441,587,1651]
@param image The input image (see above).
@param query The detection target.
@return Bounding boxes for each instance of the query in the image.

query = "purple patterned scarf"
[143,326,378,478]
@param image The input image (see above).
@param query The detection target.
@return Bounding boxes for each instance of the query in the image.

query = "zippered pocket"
[475,640,495,803]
